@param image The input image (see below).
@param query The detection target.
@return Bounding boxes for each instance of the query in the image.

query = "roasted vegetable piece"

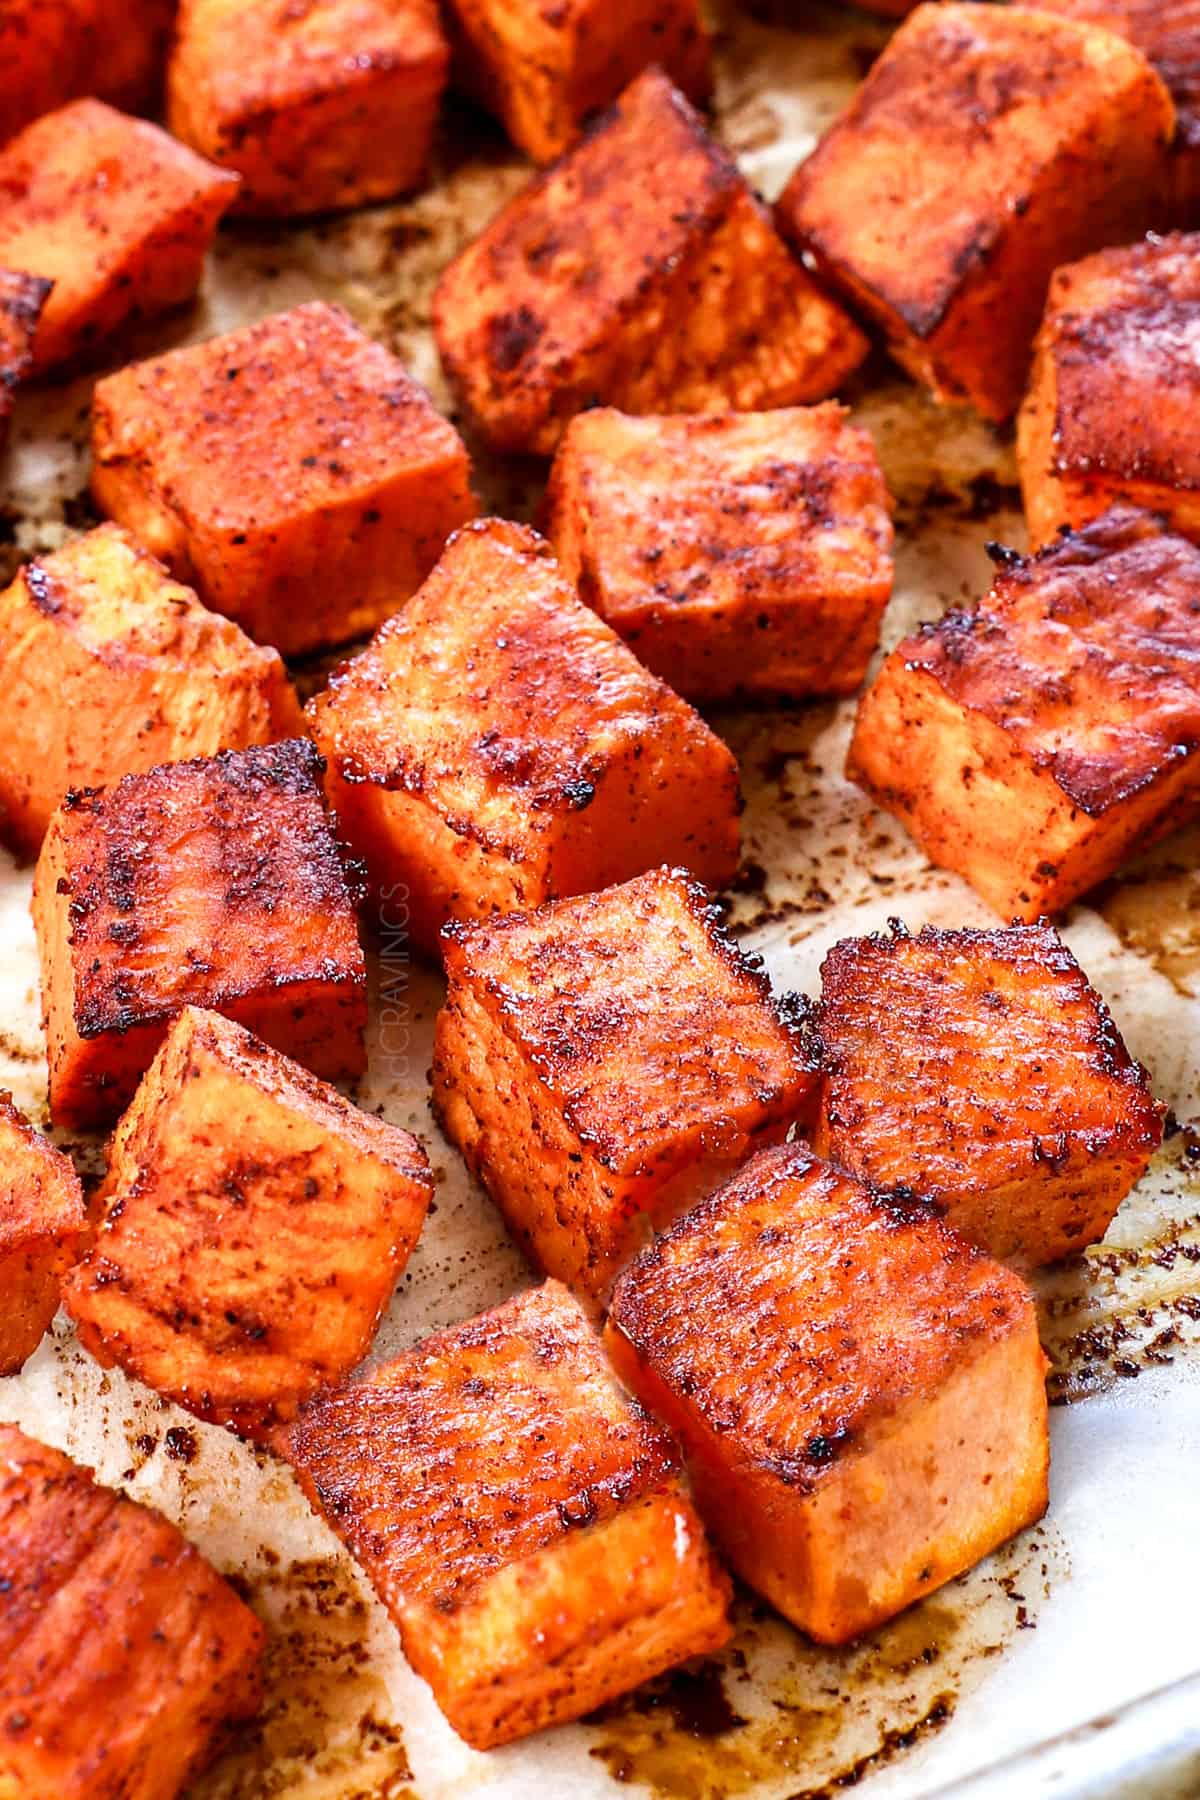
[1033,0,1200,222]
[0,524,301,859]
[606,1142,1050,1645]
[547,403,893,702]
[280,1280,732,1748]
[0,1,174,147]
[0,268,50,444]
[848,507,1200,920]
[0,1422,264,1800]
[91,302,476,655]
[814,920,1163,1267]
[0,1094,85,1376]
[445,0,711,163]
[306,519,742,954]
[0,99,238,376]
[1019,233,1200,549]
[64,1007,432,1437]
[434,866,818,1299]
[433,67,867,455]
[776,4,1175,422]
[167,0,449,217]
[32,739,367,1131]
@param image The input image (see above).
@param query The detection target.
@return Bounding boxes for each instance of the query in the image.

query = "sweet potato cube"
[814,921,1163,1268]
[0,1,174,146]
[0,1423,264,1797]
[433,67,868,456]
[307,519,741,955]
[446,0,711,164]
[434,867,817,1298]
[0,524,301,859]
[0,99,238,376]
[0,268,49,444]
[167,0,449,218]
[847,506,1200,920]
[32,739,367,1131]
[775,4,1175,423]
[547,403,894,702]
[606,1143,1049,1645]
[91,302,476,655]
[1018,234,1200,550]
[0,1094,85,1376]
[280,1281,731,1748]
[64,1007,432,1436]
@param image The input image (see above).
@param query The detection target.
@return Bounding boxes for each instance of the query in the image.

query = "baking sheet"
[3,4,1200,1796]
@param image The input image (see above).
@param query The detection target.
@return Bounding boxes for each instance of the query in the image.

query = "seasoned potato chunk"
[0,99,238,376]
[547,404,893,702]
[64,1007,431,1436]
[0,1423,264,1799]
[0,1,174,146]
[814,921,1162,1267]
[32,739,367,1130]
[167,0,449,218]
[0,268,49,444]
[1033,1,1200,221]
[0,1094,85,1376]
[0,524,301,859]
[606,1143,1049,1645]
[433,67,868,455]
[280,1281,731,1748]
[1019,234,1200,549]
[446,0,711,163]
[434,867,818,1299]
[776,4,1175,422]
[848,508,1200,920]
[91,302,476,655]
[307,519,741,954]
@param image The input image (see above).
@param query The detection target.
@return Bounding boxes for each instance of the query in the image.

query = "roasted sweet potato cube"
[64,1007,432,1436]
[32,739,367,1131]
[0,524,301,859]
[0,2,175,144]
[547,404,893,702]
[0,1094,85,1376]
[0,99,238,376]
[0,268,49,445]
[0,1423,264,1797]
[91,302,476,656]
[606,1143,1049,1645]
[446,0,711,163]
[814,921,1163,1267]
[776,4,1175,423]
[167,0,449,218]
[433,67,867,456]
[280,1281,731,1748]
[1018,234,1200,550]
[848,506,1200,920]
[307,519,741,955]
[434,867,818,1298]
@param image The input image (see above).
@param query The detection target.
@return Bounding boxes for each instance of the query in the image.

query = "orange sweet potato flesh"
[606,1143,1049,1645]
[434,866,818,1299]
[848,507,1200,920]
[0,1423,264,1799]
[0,1094,85,1376]
[0,524,301,859]
[280,1281,731,1748]
[91,301,477,655]
[814,921,1163,1268]
[447,0,712,163]
[433,67,868,455]
[307,519,742,954]
[1019,234,1200,550]
[64,1006,432,1437]
[0,1,174,145]
[32,739,367,1131]
[776,4,1175,422]
[0,268,49,443]
[168,0,449,217]
[0,99,238,375]
[547,403,894,702]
